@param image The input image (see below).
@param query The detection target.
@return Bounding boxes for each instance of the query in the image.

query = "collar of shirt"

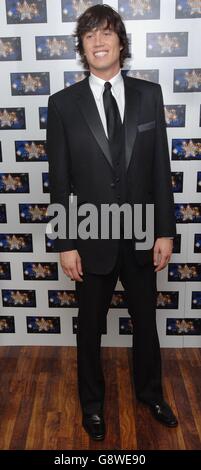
[89,69,123,101]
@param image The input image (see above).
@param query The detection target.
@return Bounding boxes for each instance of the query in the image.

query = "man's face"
[82,23,123,76]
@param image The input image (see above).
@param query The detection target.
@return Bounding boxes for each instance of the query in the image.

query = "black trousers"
[76,238,163,415]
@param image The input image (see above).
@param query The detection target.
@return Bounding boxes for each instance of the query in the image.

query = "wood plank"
[116,347,137,450]
[0,347,22,449]
[25,371,49,450]
[0,347,200,450]
[163,349,201,450]
[178,350,201,443]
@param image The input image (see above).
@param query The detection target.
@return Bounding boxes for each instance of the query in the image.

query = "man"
[47,4,178,441]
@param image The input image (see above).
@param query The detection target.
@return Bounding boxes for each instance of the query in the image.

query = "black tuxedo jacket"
[47,72,176,274]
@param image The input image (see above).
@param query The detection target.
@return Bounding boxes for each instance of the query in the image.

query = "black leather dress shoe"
[148,400,178,427]
[82,413,105,441]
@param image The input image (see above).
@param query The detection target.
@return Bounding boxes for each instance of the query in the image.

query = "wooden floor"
[0,346,200,450]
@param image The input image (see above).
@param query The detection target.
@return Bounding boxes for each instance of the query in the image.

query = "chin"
[93,59,113,68]
[95,64,110,70]
[92,59,110,66]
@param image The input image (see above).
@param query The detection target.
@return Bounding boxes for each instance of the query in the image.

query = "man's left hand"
[153,238,173,272]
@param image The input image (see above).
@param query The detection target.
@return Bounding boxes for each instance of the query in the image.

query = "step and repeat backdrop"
[0,0,201,346]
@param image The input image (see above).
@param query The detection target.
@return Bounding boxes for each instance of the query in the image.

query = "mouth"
[93,51,109,58]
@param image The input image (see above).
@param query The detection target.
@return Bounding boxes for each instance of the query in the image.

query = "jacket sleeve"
[153,85,177,239]
[46,95,76,252]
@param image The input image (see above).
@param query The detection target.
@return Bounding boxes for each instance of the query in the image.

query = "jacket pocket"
[137,120,155,132]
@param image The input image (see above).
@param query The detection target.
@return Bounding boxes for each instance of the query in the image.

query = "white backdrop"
[0,0,201,347]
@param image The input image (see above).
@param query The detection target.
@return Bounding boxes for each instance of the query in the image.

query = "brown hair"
[73,4,131,69]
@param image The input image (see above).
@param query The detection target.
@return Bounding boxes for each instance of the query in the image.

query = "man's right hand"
[60,250,83,282]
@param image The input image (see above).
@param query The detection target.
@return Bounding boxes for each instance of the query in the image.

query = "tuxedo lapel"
[123,74,141,171]
[76,74,141,172]
[76,77,113,169]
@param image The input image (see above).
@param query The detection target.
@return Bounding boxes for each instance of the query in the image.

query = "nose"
[94,30,104,47]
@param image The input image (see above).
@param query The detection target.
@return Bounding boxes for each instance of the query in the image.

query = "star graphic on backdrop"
[193,206,200,218]
[46,38,68,57]
[0,110,16,128]
[180,204,195,221]
[72,0,92,16]
[0,320,8,331]
[176,320,189,334]
[185,70,201,89]
[182,140,197,158]
[36,318,54,332]
[196,142,201,155]
[57,292,76,306]
[0,39,11,58]
[188,0,201,14]
[29,205,46,221]
[0,266,4,275]
[17,1,38,21]
[2,174,21,191]
[7,235,25,250]
[21,74,41,93]
[127,70,150,82]
[32,263,49,279]
[178,264,197,280]
[164,107,178,125]
[111,293,124,306]
[65,72,86,87]
[11,290,28,305]
[129,0,151,16]
[171,175,177,189]
[36,318,54,331]
[74,72,86,83]
[135,71,150,81]
[157,293,171,307]
[157,34,179,54]
[25,142,45,160]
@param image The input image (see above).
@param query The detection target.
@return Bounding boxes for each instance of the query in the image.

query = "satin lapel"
[123,75,141,171]
[76,77,113,169]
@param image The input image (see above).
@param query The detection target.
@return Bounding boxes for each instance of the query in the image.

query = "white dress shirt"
[89,69,125,139]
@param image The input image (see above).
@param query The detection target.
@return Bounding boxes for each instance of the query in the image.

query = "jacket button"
[110,182,115,188]
[115,177,120,183]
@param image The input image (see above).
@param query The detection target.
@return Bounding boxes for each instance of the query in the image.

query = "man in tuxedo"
[47,4,178,440]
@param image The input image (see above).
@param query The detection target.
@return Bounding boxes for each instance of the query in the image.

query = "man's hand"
[153,238,173,272]
[60,250,83,282]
